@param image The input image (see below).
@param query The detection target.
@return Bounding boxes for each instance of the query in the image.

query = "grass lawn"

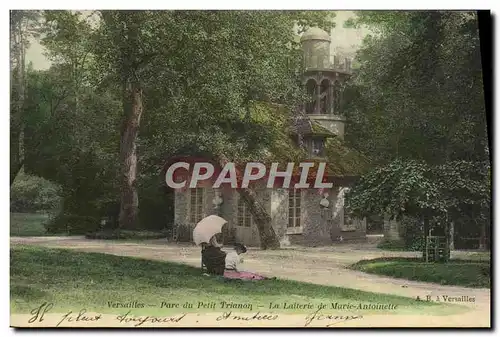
[10,213,49,236]
[457,252,491,262]
[10,245,467,317]
[350,257,490,288]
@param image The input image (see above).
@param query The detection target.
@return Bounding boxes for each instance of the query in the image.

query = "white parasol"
[193,215,227,246]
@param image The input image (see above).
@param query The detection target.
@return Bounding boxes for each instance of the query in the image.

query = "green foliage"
[351,257,490,288]
[10,10,43,184]
[10,171,62,213]
[20,10,336,235]
[22,13,122,225]
[45,214,100,235]
[400,216,425,251]
[10,213,49,236]
[346,159,436,218]
[23,66,122,189]
[376,240,407,251]
[346,159,490,225]
[123,10,337,164]
[137,186,174,231]
[345,11,487,164]
[342,12,490,239]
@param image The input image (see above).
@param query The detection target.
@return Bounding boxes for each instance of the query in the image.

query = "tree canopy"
[342,11,489,239]
[16,10,336,248]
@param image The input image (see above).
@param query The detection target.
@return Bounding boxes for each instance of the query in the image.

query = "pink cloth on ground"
[223,270,267,280]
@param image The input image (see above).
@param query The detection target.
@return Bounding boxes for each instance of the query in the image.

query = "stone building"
[172,27,370,247]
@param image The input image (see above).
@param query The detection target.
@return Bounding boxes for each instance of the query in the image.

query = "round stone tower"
[300,27,332,69]
[296,27,353,157]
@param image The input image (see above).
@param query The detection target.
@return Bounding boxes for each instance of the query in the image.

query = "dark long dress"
[201,245,227,275]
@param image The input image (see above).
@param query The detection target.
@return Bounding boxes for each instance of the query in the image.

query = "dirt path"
[10,236,491,327]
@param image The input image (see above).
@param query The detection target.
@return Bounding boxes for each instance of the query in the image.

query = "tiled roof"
[291,118,336,136]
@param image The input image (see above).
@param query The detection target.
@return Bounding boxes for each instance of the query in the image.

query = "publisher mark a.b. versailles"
[429,295,475,303]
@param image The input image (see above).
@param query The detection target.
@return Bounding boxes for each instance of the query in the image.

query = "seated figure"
[223,243,268,280]
[224,243,247,272]
[201,236,226,275]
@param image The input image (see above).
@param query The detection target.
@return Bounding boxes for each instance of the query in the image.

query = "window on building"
[288,189,302,228]
[189,188,204,223]
[312,138,325,156]
[237,197,252,227]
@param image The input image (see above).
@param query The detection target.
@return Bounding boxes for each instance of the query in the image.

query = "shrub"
[97,201,120,231]
[10,172,62,213]
[137,186,174,231]
[401,216,425,251]
[45,214,100,235]
[377,240,406,251]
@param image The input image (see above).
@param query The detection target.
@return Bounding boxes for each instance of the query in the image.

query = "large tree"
[27,10,335,248]
[343,11,490,249]
[24,11,122,222]
[10,10,41,185]
[140,11,334,249]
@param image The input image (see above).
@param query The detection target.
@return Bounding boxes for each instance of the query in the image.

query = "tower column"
[315,83,321,113]
[329,83,334,114]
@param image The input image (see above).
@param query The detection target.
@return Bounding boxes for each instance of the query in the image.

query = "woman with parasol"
[193,215,227,275]
[193,215,270,280]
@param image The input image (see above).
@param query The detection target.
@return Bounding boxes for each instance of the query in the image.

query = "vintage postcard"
[9,9,491,328]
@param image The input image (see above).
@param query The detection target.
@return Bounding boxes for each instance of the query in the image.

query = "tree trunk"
[479,221,487,251]
[10,16,25,186]
[118,77,143,230]
[422,214,429,262]
[449,220,454,250]
[214,154,280,250]
[237,188,281,250]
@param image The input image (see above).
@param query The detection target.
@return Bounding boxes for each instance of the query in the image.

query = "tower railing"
[304,55,353,73]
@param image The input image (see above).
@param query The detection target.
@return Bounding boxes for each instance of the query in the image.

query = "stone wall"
[174,189,188,225]
[282,187,366,246]
[174,185,366,246]
[299,189,333,246]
